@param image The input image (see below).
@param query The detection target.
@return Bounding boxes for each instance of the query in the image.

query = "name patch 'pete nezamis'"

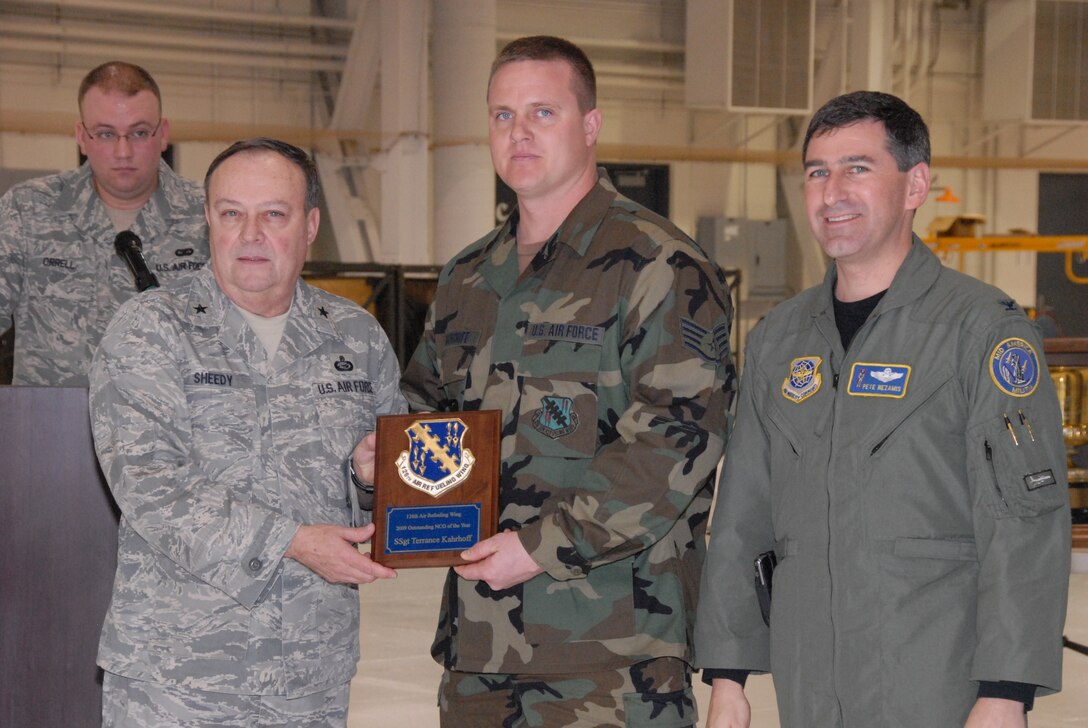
[847,363,912,398]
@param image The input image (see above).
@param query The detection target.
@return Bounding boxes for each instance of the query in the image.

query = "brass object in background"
[1049,367,1088,519]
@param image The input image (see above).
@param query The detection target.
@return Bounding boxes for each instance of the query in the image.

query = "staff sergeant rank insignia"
[680,317,730,363]
[989,337,1040,397]
[395,418,475,497]
[782,356,822,403]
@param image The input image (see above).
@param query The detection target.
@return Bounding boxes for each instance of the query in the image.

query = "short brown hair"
[78,61,162,114]
[489,35,596,112]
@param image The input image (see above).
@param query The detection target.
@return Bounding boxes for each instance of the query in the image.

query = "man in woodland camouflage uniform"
[90,139,404,726]
[399,36,735,727]
[0,60,207,385]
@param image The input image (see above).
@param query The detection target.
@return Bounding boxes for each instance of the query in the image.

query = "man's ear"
[158,118,172,152]
[583,108,602,147]
[905,162,931,212]
[75,120,90,156]
[306,207,320,247]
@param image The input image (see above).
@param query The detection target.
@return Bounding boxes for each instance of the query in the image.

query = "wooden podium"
[0,386,118,726]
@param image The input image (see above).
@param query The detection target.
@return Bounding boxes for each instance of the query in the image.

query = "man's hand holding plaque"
[370,410,501,568]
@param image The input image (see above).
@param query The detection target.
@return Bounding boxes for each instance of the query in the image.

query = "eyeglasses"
[80,119,162,146]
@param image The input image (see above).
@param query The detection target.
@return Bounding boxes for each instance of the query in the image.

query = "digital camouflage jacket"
[1,160,208,385]
[90,268,406,696]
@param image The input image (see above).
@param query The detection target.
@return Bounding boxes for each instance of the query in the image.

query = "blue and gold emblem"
[989,337,1040,397]
[395,418,475,497]
[782,356,823,403]
[532,395,580,439]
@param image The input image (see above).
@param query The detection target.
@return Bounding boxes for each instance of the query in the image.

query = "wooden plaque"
[371,410,501,567]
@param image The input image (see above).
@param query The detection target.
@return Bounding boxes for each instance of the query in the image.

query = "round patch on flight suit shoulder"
[988,337,1040,397]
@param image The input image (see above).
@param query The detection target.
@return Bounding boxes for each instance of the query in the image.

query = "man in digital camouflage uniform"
[694,91,1071,728]
[399,36,736,727]
[0,60,207,386]
[90,138,404,726]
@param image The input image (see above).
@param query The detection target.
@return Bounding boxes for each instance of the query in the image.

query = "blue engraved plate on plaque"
[384,503,482,555]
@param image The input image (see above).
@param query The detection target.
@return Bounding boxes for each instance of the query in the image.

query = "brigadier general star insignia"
[318,306,329,318]
[680,318,729,363]
[193,304,207,314]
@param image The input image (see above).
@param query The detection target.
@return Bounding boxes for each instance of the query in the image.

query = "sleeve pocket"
[975,409,1068,518]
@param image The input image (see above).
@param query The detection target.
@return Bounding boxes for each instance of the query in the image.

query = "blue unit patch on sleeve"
[989,337,1040,397]
[782,356,822,403]
[846,363,911,398]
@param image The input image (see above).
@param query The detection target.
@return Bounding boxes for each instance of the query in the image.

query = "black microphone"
[114,231,160,292]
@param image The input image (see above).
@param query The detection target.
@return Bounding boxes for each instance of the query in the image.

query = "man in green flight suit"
[694,91,1071,728]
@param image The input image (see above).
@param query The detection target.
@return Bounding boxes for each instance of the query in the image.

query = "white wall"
[1,0,1085,303]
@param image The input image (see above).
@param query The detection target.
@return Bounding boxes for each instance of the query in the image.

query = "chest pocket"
[437,343,476,408]
[762,394,807,515]
[314,376,377,461]
[861,365,958,457]
[515,334,603,460]
[29,248,95,346]
[184,373,257,476]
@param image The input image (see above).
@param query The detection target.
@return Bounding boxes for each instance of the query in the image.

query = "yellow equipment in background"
[924,214,1088,283]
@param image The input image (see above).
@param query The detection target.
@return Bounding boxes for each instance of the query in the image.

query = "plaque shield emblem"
[395,418,476,497]
[374,410,500,567]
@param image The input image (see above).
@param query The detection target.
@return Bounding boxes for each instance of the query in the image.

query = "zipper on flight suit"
[984,440,1009,509]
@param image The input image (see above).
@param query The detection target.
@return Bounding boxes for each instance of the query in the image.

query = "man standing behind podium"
[90,138,403,726]
[0,60,207,386]
[398,36,735,726]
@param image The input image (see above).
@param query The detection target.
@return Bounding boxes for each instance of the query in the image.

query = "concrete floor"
[350,568,1088,726]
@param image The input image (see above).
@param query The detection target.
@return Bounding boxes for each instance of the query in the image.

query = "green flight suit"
[695,238,1071,727]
